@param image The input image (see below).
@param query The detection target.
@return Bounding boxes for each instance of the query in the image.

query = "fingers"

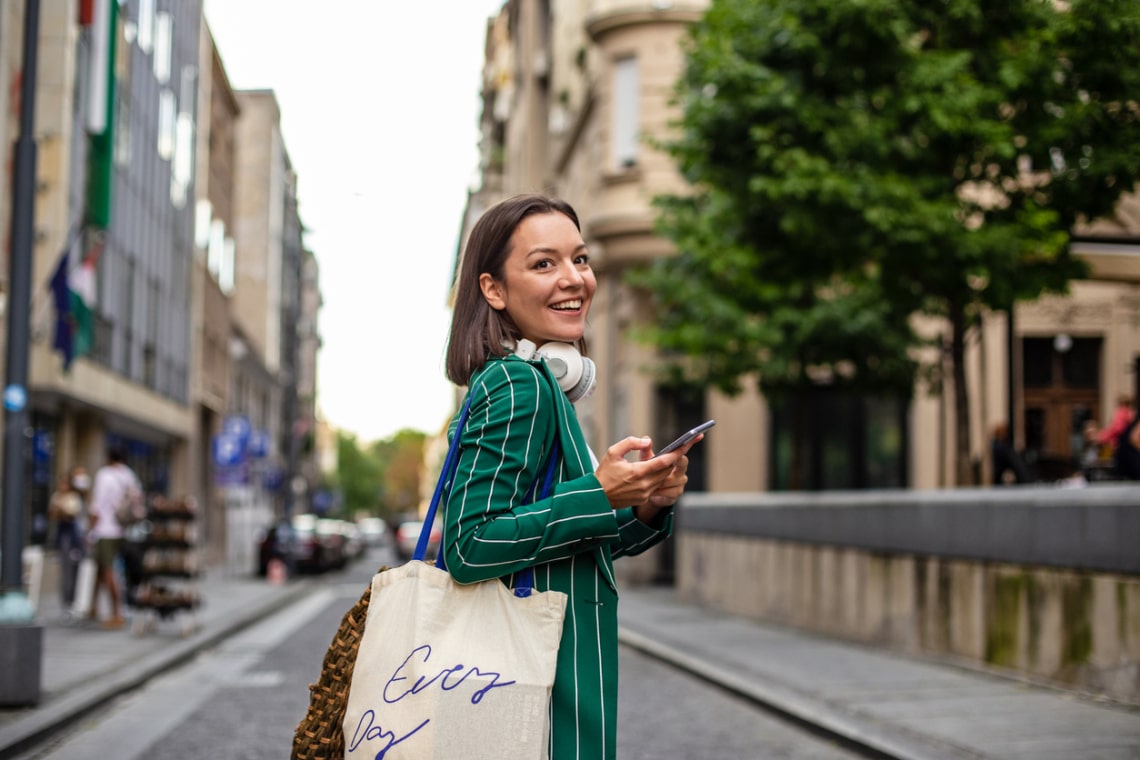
[608,436,653,460]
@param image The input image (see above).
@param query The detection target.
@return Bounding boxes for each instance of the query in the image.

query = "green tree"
[329,428,428,520]
[331,431,384,516]
[647,0,1140,485]
[371,429,427,516]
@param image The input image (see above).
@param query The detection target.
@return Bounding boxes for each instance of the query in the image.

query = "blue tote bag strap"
[414,394,473,562]
[415,392,561,598]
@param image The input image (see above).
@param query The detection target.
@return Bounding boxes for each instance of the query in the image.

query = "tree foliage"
[645,0,1140,483]
[331,429,426,518]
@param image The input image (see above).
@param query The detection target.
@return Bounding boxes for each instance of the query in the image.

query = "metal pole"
[0,0,44,708]
[1,0,41,600]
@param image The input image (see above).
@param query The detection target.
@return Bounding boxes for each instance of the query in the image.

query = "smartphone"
[654,420,715,457]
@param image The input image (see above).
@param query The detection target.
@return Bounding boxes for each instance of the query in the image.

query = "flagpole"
[0,0,45,707]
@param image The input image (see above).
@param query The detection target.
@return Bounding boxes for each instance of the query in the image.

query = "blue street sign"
[312,489,333,514]
[212,433,245,468]
[222,415,251,447]
[3,384,26,412]
[248,429,270,459]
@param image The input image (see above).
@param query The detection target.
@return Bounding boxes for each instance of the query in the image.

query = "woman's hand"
[634,437,698,524]
[595,436,683,510]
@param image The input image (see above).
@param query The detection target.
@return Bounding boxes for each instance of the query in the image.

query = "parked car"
[257,513,347,575]
[357,517,391,549]
[394,518,441,562]
[314,517,348,571]
[337,520,365,562]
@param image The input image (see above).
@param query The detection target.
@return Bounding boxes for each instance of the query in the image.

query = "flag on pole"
[85,0,118,229]
[49,235,99,371]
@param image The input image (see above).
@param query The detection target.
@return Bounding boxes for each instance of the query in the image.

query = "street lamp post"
[0,0,44,707]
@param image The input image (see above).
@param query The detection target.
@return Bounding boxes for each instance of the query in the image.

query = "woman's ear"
[479,273,506,311]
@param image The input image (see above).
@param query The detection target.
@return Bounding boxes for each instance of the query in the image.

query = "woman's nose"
[560,263,584,287]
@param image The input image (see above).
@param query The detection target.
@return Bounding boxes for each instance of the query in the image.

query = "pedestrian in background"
[1095,395,1135,452]
[48,466,89,614]
[87,448,142,629]
[991,422,1032,485]
[442,193,699,758]
[1114,411,1140,480]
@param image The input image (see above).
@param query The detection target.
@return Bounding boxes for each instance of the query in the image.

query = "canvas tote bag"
[342,395,567,760]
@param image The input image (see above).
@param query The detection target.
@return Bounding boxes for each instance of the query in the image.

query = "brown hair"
[446,194,583,386]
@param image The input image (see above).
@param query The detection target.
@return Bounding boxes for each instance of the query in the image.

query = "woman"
[48,467,89,612]
[443,194,699,758]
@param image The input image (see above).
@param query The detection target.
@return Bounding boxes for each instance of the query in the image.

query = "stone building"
[462,0,1140,500]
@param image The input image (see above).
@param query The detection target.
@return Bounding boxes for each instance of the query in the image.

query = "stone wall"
[674,485,1140,704]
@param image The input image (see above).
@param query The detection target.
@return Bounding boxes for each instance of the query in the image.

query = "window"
[157,90,175,160]
[770,389,908,491]
[153,12,171,83]
[137,0,154,53]
[612,57,639,168]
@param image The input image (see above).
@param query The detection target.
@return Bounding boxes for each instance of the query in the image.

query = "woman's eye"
[575,253,590,266]
[534,259,553,270]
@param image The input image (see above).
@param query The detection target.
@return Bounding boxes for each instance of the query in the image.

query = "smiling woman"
[438,193,701,759]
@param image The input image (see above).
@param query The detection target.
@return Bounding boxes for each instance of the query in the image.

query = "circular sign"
[3,385,27,412]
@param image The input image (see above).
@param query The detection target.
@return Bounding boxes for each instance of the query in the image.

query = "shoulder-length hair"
[446,194,583,387]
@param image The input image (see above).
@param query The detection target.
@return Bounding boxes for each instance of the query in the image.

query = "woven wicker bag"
[291,567,387,760]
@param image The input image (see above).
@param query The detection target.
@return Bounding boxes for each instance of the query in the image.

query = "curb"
[617,626,988,760]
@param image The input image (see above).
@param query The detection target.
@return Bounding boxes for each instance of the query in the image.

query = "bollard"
[267,558,286,586]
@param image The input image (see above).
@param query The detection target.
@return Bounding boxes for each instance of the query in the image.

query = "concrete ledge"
[678,484,1140,574]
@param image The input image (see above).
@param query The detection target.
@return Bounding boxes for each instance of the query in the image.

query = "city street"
[8,547,866,760]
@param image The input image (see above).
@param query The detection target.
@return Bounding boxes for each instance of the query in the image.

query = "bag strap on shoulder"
[416,392,561,597]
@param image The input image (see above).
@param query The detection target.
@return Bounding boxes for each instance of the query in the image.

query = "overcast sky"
[202,0,505,443]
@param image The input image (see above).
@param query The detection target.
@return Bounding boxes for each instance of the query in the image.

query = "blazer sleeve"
[443,360,620,585]
[608,505,674,559]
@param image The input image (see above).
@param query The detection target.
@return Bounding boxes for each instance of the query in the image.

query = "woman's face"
[480,212,596,348]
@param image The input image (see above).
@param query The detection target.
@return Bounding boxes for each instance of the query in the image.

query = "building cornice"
[586,6,705,43]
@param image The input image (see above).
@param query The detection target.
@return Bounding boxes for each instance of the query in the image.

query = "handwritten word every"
[383,644,517,704]
[347,644,518,758]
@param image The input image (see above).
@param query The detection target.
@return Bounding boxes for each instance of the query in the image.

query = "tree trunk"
[789,397,807,490]
[949,302,974,486]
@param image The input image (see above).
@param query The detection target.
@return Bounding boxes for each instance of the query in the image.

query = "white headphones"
[513,339,597,403]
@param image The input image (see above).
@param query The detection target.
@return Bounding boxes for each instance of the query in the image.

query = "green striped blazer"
[443,355,674,760]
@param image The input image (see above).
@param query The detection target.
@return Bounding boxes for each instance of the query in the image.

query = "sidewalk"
[1,566,1138,760]
[0,564,312,759]
[617,586,1140,760]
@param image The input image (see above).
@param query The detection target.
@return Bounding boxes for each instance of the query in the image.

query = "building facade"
[0,1,322,571]
[463,0,1140,499]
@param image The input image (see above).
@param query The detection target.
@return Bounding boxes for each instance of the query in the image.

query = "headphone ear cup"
[567,356,596,404]
[535,342,596,403]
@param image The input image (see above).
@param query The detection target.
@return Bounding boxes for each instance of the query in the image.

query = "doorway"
[1021,336,1101,479]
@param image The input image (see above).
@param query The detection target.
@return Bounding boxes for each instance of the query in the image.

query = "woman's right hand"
[594,436,683,509]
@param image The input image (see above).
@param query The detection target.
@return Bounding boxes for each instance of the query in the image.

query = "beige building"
[463,0,1140,499]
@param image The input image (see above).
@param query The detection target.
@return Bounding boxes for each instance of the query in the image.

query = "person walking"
[87,448,142,629]
[441,194,700,758]
[47,466,89,614]
[1096,395,1135,452]
[1114,411,1140,480]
